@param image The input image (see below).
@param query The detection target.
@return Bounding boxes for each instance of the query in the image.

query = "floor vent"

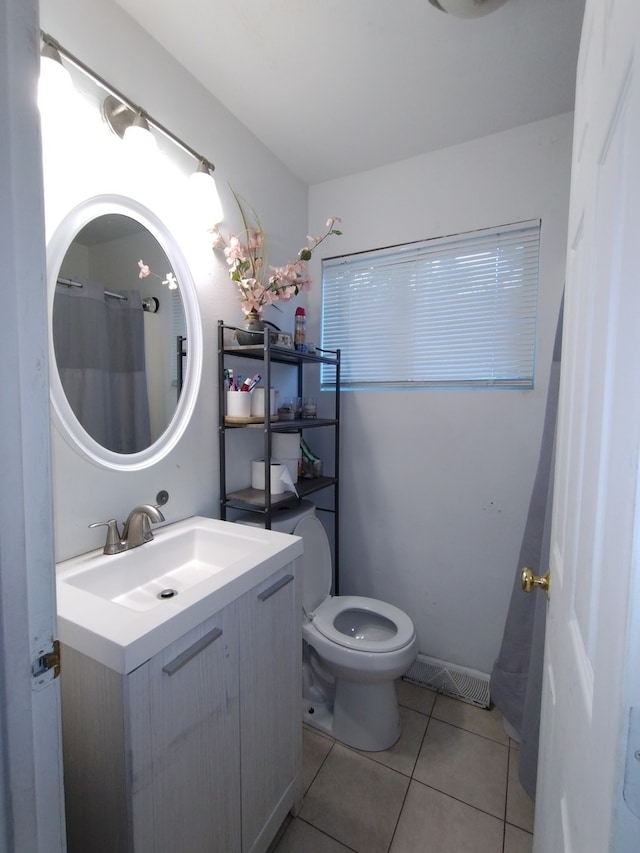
[402,654,491,709]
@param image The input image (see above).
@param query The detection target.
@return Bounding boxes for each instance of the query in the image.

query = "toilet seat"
[312,596,416,653]
[294,516,416,654]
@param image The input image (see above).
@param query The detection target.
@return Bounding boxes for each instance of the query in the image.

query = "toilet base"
[303,699,334,738]
[303,680,402,751]
[332,679,401,751]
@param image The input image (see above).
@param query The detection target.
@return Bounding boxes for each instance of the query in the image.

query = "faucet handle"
[89,519,125,555]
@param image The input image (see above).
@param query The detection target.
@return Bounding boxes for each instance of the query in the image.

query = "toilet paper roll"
[272,433,300,461]
[277,464,298,496]
[277,457,299,485]
[251,460,288,494]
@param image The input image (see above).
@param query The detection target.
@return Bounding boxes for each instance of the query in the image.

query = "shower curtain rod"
[56,276,158,311]
[57,276,126,300]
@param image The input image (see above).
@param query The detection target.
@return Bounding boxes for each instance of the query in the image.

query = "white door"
[0,1,66,851]
[534,1,640,850]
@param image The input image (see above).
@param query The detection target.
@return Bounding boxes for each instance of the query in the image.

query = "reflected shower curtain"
[489,298,563,801]
[53,277,151,453]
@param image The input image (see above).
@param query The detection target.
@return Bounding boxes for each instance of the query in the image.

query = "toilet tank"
[234,500,316,535]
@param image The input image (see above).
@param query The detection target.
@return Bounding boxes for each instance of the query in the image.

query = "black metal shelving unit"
[217,320,341,591]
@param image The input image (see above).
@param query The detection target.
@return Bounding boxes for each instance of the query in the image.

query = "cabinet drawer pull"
[162,627,223,676]
[257,573,294,602]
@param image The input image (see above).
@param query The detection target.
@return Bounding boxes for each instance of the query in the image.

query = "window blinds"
[321,220,540,390]
[170,288,186,386]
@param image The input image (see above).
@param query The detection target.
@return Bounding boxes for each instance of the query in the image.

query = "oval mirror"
[48,196,202,471]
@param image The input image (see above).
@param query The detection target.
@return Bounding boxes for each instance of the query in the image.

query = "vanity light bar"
[40,32,217,177]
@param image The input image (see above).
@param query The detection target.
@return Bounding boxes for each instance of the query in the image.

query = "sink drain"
[158,588,178,600]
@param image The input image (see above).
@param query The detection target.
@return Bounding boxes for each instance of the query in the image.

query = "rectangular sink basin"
[63,521,269,611]
[56,515,303,674]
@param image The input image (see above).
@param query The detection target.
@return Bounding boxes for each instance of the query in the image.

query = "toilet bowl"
[240,502,418,751]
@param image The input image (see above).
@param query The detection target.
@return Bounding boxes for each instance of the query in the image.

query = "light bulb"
[123,114,157,155]
[189,163,224,228]
[38,43,74,115]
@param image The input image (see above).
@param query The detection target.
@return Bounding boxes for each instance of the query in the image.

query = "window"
[321,220,540,390]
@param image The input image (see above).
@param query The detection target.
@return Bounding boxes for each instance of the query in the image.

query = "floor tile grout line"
[504,743,513,823]
[500,743,513,853]
[294,814,361,852]
[428,715,510,747]
[301,736,335,799]
[403,687,511,746]
[505,820,534,835]
[336,710,433,780]
[409,711,434,779]
[409,776,510,826]
[385,773,413,853]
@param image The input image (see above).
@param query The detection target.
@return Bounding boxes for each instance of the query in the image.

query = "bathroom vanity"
[56,517,303,853]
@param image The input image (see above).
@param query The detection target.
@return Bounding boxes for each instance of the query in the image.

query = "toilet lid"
[294,516,332,612]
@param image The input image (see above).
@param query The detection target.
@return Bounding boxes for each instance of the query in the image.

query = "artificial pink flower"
[135,260,179,289]
[224,235,246,265]
[209,229,225,249]
[163,273,178,290]
[248,229,263,251]
[211,189,342,317]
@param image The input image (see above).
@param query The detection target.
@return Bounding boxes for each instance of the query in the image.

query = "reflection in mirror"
[52,214,186,454]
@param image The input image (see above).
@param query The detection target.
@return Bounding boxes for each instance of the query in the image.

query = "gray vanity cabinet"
[127,604,241,852]
[60,562,301,853]
[239,567,302,853]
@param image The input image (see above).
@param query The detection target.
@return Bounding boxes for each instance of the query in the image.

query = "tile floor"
[271,681,534,853]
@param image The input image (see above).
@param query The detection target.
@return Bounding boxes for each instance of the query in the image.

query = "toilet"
[239,502,418,751]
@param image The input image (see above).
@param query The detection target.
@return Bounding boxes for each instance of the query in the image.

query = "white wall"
[40,0,309,561]
[40,0,572,677]
[308,113,572,673]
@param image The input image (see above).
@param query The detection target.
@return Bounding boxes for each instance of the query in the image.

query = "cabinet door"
[127,604,241,852]
[239,565,302,853]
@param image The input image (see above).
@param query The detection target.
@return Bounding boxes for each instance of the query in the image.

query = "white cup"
[250,387,277,418]
[226,390,251,418]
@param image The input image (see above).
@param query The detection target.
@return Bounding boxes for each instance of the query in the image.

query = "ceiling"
[115,0,586,185]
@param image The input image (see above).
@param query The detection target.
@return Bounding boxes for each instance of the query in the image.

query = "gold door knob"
[521,567,550,597]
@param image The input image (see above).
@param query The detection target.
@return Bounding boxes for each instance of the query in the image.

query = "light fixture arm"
[40,31,217,176]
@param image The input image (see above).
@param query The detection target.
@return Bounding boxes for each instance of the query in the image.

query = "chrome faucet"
[89,504,165,555]
[121,504,165,549]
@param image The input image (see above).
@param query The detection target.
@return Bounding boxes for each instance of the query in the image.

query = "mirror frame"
[47,194,202,471]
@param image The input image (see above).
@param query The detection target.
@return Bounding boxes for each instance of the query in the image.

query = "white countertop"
[56,515,303,674]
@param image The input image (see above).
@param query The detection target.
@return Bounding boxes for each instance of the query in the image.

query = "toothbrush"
[245,374,262,392]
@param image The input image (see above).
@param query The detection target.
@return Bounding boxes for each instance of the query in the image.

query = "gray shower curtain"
[53,276,151,453]
[489,298,563,801]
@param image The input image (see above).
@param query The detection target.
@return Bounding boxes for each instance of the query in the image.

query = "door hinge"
[32,639,61,691]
